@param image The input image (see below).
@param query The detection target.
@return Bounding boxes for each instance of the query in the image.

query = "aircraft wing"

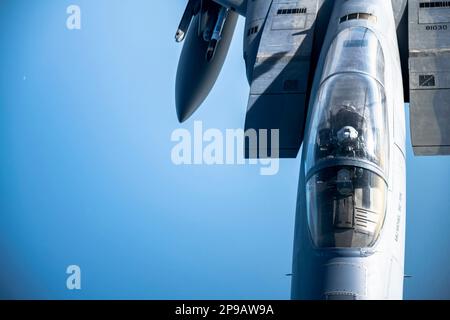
[408,0,450,155]
[244,0,331,158]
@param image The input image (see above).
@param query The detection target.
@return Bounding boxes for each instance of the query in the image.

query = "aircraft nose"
[176,108,189,123]
[175,88,201,123]
[176,108,194,123]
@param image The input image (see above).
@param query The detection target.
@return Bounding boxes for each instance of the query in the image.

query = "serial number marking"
[425,24,448,31]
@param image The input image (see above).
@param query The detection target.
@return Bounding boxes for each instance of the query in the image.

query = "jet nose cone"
[175,85,202,123]
[176,109,187,123]
[176,101,195,123]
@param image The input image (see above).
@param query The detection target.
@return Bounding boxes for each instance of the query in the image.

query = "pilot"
[316,104,367,161]
[333,105,366,159]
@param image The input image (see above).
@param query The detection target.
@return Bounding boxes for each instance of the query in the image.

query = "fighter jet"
[174,0,450,300]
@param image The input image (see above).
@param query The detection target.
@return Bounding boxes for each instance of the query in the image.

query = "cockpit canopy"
[322,27,385,85]
[304,29,389,249]
[305,73,388,249]
[305,73,388,175]
[307,166,387,248]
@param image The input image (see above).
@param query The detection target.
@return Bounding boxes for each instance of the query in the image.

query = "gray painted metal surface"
[291,0,406,300]
[245,0,321,158]
[409,0,450,155]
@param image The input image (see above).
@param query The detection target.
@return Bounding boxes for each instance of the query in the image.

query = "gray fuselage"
[291,0,406,300]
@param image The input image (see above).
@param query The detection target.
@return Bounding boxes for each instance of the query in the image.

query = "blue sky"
[0,1,449,299]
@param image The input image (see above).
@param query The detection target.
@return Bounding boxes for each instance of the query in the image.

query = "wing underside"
[408,0,450,155]
[244,0,328,158]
